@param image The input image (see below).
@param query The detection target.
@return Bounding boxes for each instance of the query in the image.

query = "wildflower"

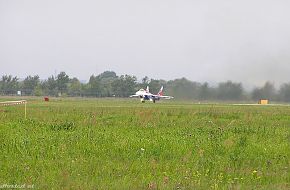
[252,170,258,178]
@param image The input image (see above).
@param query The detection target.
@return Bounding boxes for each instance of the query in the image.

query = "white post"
[0,100,27,119]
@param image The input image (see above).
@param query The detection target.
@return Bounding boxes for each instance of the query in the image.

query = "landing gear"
[153,99,156,103]
[140,98,145,103]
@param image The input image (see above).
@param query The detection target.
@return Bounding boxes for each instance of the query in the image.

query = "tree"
[68,77,82,96]
[56,72,70,95]
[148,79,166,95]
[97,71,117,80]
[198,82,211,100]
[217,81,244,101]
[112,75,137,97]
[42,76,57,96]
[251,88,262,101]
[166,78,200,100]
[98,72,117,97]
[0,75,19,95]
[279,83,290,102]
[251,82,276,101]
[142,76,149,85]
[34,84,43,96]
[22,75,40,95]
[87,75,101,97]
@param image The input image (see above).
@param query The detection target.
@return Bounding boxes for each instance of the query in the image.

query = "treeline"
[1,71,290,102]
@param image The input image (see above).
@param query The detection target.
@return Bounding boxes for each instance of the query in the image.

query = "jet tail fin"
[157,86,164,96]
[146,86,150,93]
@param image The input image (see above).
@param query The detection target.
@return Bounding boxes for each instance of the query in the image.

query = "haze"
[1,0,290,87]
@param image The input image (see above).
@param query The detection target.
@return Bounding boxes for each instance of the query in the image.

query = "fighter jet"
[130,86,173,103]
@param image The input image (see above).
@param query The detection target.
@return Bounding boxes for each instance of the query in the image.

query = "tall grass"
[0,98,289,189]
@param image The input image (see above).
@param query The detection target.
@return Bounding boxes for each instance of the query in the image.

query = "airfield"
[0,98,289,189]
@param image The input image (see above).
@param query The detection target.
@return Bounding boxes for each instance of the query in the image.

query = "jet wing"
[160,96,174,99]
[129,95,140,98]
[153,95,174,99]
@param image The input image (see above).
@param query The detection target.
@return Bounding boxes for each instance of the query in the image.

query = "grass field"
[0,98,289,189]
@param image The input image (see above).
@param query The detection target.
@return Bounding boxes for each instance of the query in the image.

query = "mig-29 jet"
[129,86,173,103]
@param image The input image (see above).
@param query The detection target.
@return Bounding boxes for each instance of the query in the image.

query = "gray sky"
[1,0,290,87]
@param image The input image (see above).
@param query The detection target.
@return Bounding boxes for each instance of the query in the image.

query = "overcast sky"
[1,0,290,87]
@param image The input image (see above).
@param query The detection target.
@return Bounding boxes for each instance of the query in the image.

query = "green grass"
[0,98,289,189]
